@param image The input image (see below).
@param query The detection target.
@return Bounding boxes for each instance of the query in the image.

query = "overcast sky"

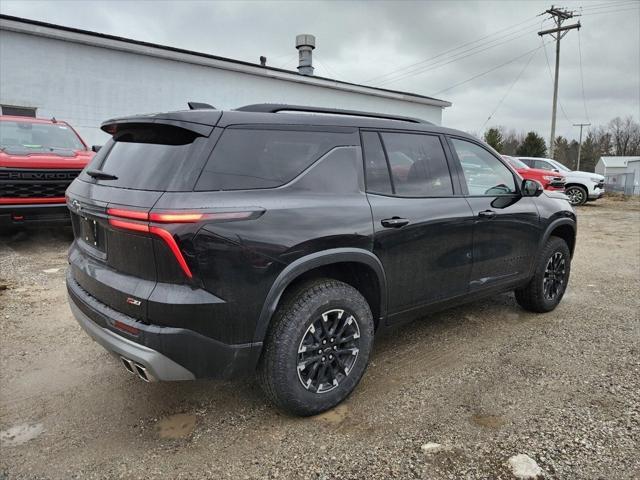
[1,0,639,142]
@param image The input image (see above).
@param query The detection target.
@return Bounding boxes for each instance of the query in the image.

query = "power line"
[364,14,549,85]
[274,53,297,69]
[579,0,638,12]
[580,5,640,17]
[362,2,636,88]
[429,43,548,97]
[313,53,345,81]
[375,24,546,87]
[480,48,540,131]
[577,29,590,123]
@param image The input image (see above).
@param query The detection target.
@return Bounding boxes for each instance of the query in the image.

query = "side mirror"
[522,179,543,197]
[91,145,102,153]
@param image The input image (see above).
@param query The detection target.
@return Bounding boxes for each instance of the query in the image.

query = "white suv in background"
[518,157,605,206]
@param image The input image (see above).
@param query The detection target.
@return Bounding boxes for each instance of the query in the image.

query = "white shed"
[595,156,638,176]
[627,159,640,196]
[0,15,450,146]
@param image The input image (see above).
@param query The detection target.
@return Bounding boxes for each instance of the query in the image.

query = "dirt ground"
[1,197,639,479]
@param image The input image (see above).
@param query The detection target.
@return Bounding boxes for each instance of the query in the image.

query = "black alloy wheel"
[515,236,571,313]
[543,251,566,300]
[297,308,361,394]
[258,278,374,416]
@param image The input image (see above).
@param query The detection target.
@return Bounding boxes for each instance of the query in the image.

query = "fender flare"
[253,248,387,343]
[539,217,577,256]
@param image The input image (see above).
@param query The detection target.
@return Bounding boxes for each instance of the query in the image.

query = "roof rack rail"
[235,103,431,124]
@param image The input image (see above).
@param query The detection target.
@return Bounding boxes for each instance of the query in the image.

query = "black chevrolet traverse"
[66,104,576,415]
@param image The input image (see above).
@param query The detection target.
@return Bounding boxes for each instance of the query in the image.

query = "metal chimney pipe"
[295,34,315,76]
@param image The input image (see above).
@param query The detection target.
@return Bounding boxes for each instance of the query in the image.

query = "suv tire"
[515,236,571,313]
[258,278,374,416]
[565,185,588,206]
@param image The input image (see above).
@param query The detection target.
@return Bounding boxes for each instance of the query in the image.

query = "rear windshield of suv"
[89,124,212,191]
[195,127,355,191]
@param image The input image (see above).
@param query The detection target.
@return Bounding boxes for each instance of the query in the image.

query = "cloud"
[1,0,638,142]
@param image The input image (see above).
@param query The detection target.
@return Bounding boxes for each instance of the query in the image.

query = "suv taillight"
[106,208,261,278]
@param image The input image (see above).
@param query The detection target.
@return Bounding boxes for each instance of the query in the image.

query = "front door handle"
[478,210,496,219]
[381,217,410,228]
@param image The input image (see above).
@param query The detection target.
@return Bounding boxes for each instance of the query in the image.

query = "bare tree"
[608,116,640,156]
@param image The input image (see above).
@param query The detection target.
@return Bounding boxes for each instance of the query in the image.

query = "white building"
[625,158,640,196]
[0,15,451,146]
[597,156,640,195]
[595,156,638,176]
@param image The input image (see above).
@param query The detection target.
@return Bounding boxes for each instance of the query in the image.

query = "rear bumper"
[0,202,70,227]
[66,271,262,380]
[69,299,195,381]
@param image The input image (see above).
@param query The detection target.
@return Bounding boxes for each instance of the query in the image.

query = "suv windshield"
[549,159,572,172]
[0,120,85,151]
[504,156,529,169]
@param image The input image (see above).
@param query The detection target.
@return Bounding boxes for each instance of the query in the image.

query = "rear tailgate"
[66,118,218,322]
[67,184,163,320]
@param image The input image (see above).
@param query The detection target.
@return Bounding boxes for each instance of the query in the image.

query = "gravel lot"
[1,197,639,479]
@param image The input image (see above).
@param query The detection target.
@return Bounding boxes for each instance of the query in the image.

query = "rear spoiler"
[100,117,215,137]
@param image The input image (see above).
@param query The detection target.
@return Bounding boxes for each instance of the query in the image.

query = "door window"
[362,131,392,194]
[534,160,553,170]
[451,138,517,196]
[379,132,453,197]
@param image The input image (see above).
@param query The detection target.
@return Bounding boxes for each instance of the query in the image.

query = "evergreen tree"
[516,132,547,157]
[554,136,571,167]
[483,128,504,152]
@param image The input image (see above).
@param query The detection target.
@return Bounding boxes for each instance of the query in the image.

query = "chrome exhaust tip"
[120,356,136,375]
[133,363,156,383]
[120,356,156,382]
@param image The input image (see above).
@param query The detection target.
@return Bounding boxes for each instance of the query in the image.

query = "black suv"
[66,104,576,416]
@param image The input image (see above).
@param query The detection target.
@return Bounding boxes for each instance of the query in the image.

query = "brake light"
[108,218,150,232]
[149,212,204,223]
[106,208,149,220]
[149,226,193,278]
[148,211,253,223]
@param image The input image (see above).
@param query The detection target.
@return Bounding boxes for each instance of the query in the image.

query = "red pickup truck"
[502,155,566,191]
[0,115,94,227]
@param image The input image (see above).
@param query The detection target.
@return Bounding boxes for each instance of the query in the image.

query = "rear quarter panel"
[154,145,374,344]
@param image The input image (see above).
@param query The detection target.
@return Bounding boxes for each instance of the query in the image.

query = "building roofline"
[0,14,452,109]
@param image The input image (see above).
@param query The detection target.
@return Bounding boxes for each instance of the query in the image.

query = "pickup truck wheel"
[565,185,587,206]
[258,278,374,416]
[515,236,571,313]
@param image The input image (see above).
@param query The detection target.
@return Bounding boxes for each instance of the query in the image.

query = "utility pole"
[573,122,590,170]
[538,6,581,158]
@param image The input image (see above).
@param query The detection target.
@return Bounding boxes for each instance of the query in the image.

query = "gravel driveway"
[1,197,639,479]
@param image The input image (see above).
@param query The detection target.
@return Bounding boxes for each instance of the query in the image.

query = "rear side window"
[92,124,211,191]
[380,132,453,197]
[362,131,392,195]
[195,128,355,191]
